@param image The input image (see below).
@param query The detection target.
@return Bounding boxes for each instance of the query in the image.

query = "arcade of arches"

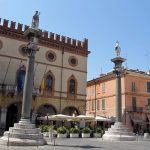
[0,101,81,131]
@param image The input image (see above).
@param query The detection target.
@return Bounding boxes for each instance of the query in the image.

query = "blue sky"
[0,0,150,80]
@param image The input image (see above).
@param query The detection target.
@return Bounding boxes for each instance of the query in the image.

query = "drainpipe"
[59,47,64,113]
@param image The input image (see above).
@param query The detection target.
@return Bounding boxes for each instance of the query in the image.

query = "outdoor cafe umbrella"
[95,116,111,122]
[69,115,95,122]
[48,114,74,121]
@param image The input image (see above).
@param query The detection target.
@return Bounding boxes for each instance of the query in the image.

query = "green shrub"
[96,127,102,133]
[39,125,53,132]
[57,126,67,134]
[70,128,80,133]
[82,127,90,133]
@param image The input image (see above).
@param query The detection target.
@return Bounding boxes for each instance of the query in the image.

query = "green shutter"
[132,97,136,112]
[147,82,150,93]
[102,99,105,110]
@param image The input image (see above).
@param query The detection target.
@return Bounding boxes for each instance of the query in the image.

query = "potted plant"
[70,127,80,138]
[82,127,90,138]
[39,125,53,137]
[94,127,102,138]
[57,126,67,138]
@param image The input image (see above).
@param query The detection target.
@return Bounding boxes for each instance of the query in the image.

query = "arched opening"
[16,66,26,93]
[62,106,80,116]
[6,102,22,130]
[36,104,57,125]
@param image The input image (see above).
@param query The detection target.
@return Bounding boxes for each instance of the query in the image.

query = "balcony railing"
[126,106,143,113]
[0,84,40,98]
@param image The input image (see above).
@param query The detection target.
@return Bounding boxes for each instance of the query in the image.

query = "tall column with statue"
[103,41,136,141]
[0,11,46,146]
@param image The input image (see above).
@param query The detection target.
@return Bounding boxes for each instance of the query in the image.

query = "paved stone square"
[0,138,150,150]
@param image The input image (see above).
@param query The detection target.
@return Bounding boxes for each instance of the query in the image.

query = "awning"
[130,115,143,124]
[147,114,150,122]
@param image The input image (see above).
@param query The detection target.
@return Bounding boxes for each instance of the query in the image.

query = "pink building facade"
[86,69,150,133]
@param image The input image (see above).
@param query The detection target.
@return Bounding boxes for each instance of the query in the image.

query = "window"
[68,75,77,97]
[92,100,94,110]
[147,82,150,93]
[102,99,105,110]
[17,67,26,93]
[86,102,88,110]
[68,56,78,67]
[132,97,136,112]
[148,98,150,106]
[45,75,53,90]
[69,79,75,94]
[46,51,56,62]
[97,99,100,110]
[102,83,106,93]
[131,82,136,92]
[91,86,95,96]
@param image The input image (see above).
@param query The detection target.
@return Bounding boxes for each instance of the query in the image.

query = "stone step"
[105,130,134,136]
[9,127,41,134]
[3,131,43,139]
[103,134,136,141]
[14,123,35,129]
[108,128,131,132]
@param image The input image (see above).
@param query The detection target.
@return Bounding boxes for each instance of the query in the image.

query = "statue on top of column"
[31,11,40,29]
[115,41,121,57]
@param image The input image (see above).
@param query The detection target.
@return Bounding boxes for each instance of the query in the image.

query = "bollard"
[7,133,10,147]
[53,133,57,146]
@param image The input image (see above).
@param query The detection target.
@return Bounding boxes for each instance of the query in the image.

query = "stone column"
[102,41,136,141]
[0,107,7,128]
[115,71,122,122]
[21,52,35,121]
[0,11,46,146]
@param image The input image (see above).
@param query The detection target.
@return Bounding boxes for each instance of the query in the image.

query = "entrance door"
[6,104,18,130]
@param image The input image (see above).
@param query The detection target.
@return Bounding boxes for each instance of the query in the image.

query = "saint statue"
[115,41,121,57]
[31,11,40,29]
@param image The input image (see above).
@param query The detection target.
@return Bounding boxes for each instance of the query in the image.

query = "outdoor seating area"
[37,114,111,138]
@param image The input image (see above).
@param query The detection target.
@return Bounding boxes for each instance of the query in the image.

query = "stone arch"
[62,106,80,116]
[36,103,57,117]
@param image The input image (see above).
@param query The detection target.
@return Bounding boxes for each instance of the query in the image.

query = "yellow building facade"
[0,19,89,131]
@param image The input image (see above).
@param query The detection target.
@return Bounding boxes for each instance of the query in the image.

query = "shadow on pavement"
[56,144,103,149]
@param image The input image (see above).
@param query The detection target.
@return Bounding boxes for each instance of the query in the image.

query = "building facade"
[86,69,150,133]
[0,18,89,130]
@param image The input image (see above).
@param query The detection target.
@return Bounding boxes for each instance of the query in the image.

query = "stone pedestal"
[103,122,136,141]
[0,119,46,146]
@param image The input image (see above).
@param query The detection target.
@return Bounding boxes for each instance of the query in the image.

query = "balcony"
[0,84,16,97]
[126,106,143,113]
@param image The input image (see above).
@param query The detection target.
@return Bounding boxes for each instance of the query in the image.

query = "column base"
[102,122,136,141]
[0,120,47,146]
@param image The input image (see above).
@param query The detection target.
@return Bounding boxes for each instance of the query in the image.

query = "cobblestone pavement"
[0,138,150,150]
